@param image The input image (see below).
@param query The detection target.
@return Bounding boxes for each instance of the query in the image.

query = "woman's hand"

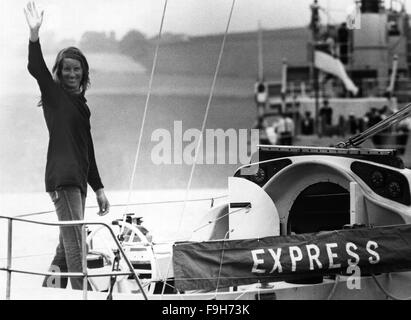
[96,189,110,216]
[24,1,44,42]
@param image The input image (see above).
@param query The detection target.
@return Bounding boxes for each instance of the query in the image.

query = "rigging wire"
[160,0,237,296]
[191,205,250,234]
[234,286,258,300]
[173,0,237,252]
[121,0,169,234]
[326,275,341,300]
[213,230,233,299]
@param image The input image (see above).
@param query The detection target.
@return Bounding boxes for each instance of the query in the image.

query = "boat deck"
[2,272,411,300]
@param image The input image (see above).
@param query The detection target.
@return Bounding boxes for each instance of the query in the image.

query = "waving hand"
[24,1,44,42]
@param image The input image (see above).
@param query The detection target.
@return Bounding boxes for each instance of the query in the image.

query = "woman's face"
[61,58,83,91]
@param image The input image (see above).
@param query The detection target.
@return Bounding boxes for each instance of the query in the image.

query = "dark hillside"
[140,27,311,79]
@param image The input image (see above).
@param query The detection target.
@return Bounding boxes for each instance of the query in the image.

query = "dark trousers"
[42,186,91,290]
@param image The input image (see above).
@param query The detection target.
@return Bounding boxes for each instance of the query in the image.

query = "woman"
[24,1,110,290]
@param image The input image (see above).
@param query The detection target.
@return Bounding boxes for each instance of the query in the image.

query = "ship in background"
[254,0,411,166]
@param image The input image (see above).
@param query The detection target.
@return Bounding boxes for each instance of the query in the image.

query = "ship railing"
[279,77,394,100]
[0,215,148,300]
[262,76,400,101]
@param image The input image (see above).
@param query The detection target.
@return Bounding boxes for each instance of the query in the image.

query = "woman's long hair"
[52,46,91,95]
[38,47,90,107]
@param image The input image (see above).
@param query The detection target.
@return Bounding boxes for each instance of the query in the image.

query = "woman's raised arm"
[24,1,44,42]
[25,1,53,90]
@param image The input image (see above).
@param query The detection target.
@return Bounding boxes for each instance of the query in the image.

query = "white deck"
[3,272,411,300]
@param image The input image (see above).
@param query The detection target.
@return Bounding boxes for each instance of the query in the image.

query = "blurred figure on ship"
[348,112,359,135]
[319,99,333,136]
[275,114,295,145]
[301,111,314,135]
[252,115,271,145]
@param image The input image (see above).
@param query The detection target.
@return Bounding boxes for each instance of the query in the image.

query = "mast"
[281,58,288,114]
[310,0,321,135]
[255,21,267,119]
[257,21,264,82]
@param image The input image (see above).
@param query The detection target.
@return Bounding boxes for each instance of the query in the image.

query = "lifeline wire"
[15,195,227,218]
[160,0,237,296]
